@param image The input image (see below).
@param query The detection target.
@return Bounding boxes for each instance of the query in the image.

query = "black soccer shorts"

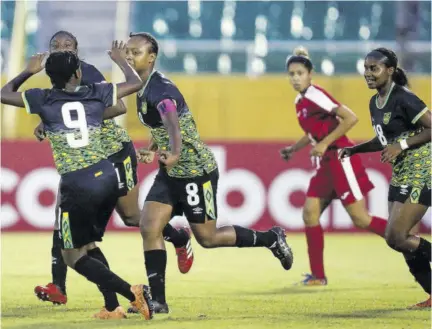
[146,168,219,224]
[59,160,118,249]
[108,141,138,197]
[388,184,431,207]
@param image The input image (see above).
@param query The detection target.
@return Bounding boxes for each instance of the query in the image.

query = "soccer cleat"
[269,227,294,270]
[407,296,431,309]
[34,283,67,305]
[93,306,127,319]
[128,300,169,314]
[130,284,154,320]
[298,273,328,286]
[176,229,194,274]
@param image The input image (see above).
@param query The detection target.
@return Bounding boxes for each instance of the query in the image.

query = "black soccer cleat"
[128,300,169,314]
[269,226,294,270]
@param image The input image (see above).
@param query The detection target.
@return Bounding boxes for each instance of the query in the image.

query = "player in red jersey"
[280,47,389,285]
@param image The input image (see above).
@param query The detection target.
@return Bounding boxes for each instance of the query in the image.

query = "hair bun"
[293,46,309,58]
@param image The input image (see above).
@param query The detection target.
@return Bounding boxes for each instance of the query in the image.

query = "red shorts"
[307,150,374,205]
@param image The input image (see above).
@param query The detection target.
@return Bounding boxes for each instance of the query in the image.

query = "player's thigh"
[59,161,118,249]
[141,171,176,233]
[303,197,332,226]
[307,158,334,203]
[180,169,219,226]
[331,153,374,206]
[386,200,429,244]
[343,198,372,228]
[116,184,140,220]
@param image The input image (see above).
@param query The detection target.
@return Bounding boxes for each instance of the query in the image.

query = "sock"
[74,255,135,302]
[404,253,431,294]
[366,216,387,237]
[233,225,277,248]
[305,225,325,279]
[51,230,67,295]
[414,238,431,262]
[162,224,189,248]
[144,250,167,304]
[87,248,120,312]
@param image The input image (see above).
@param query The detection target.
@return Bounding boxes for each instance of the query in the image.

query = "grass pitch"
[1,232,430,329]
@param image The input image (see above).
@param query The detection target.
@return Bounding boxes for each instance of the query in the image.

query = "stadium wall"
[1,141,430,233]
[1,75,430,141]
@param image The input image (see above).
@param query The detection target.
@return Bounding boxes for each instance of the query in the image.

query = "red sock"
[367,216,387,237]
[305,225,325,279]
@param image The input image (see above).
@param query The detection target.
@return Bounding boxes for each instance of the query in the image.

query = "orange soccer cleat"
[93,306,127,319]
[130,284,154,320]
[34,283,67,305]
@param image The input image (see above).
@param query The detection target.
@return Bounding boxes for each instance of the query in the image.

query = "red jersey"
[295,84,353,148]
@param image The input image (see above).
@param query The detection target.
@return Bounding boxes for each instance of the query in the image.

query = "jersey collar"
[138,69,156,97]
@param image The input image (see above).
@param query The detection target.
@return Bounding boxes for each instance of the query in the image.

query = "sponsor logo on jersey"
[192,207,203,214]
[400,185,409,195]
[383,112,391,124]
[341,191,350,200]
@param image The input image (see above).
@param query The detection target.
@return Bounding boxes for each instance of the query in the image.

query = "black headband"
[368,50,398,68]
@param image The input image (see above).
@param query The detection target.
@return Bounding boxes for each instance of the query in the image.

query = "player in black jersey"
[1,45,153,319]
[340,48,431,309]
[32,31,194,308]
[125,32,293,314]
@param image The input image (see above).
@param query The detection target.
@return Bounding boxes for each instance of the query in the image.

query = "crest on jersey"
[141,102,147,114]
[383,112,391,125]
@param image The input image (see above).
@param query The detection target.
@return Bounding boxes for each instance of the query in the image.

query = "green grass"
[2,233,430,329]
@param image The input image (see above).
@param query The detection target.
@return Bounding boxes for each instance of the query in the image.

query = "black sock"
[233,226,277,248]
[404,253,431,294]
[51,230,67,295]
[414,238,431,262]
[144,250,167,304]
[74,255,135,302]
[87,248,120,311]
[162,224,189,248]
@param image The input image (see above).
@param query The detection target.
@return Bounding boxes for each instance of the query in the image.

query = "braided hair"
[367,48,409,87]
[286,46,313,72]
[45,51,81,89]
[129,32,159,55]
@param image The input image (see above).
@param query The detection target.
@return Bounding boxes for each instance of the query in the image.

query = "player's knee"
[385,230,406,252]
[121,214,139,227]
[139,218,161,239]
[302,207,320,226]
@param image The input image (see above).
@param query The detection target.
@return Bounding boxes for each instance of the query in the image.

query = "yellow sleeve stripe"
[412,107,429,124]
[22,92,31,114]
[112,84,117,107]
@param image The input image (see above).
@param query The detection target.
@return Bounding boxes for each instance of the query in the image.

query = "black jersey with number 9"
[22,83,117,175]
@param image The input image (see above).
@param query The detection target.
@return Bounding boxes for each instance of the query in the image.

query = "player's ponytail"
[392,67,409,87]
[368,47,409,87]
[45,51,80,89]
[286,46,313,72]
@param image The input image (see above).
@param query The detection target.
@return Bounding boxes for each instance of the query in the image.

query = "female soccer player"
[33,31,194,308]
[1,43,153,319]
[125,32,294,314]
[340,48,431,308]
[280,47,389,286]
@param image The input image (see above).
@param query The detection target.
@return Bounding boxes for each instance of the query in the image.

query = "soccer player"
[280,47,389,286]
[1,44,153,319]
[340,48,431,309]
[33,31,194,306]
[124,32,294,314]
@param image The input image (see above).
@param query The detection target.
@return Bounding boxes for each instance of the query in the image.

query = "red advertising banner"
[1,141,430,232]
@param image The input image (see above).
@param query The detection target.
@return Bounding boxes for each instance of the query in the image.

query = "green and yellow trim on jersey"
[412,107,429,124]
[22,92,32,114]
[112,84,118,107]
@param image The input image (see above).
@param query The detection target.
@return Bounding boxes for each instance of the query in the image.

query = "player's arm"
[148,137,158,151]
[0,71,32,107]
[158,99,182,169]
[405,109,431,148]
[103,99,127,119]
[280,135,310,161]
[1,53,47,107]
[351,137,384,154]
[108,41,142,100]
[321,105,358,147]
